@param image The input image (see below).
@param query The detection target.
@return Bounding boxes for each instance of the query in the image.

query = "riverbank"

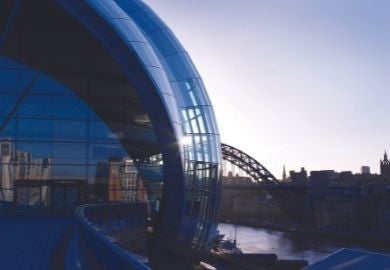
[218,223,390,265]
[220,219,390,250]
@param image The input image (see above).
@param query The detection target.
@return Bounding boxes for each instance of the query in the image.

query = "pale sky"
[145,0,390,177]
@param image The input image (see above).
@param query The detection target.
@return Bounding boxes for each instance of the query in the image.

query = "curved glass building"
[0,0,221,252]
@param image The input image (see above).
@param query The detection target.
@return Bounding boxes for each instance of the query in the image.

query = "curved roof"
[54,0,222,250]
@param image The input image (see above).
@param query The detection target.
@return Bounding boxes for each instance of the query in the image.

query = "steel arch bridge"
[221,143,308,224]
[221,143,280,185]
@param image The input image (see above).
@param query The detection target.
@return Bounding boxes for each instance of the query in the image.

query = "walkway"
[0,216,77,270]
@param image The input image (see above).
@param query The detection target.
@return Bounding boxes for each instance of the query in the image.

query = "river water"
[218,223,390,264]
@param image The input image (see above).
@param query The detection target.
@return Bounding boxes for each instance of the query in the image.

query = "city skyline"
[145,0,390,177]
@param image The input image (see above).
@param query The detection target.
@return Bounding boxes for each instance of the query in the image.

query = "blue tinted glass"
[173,79,212,107]
[181,107,218,135]
[51,96,89,119]
[0,117,16,137]
[32,75,76,96]
[53,120,88,141]
[161,94,180,125]
[0,69,18,91]
[161,53,200,81]
[89,143,126,161]
[131,42,161,67]
[20,71,42,93]
[55,158,88,166]
[114,0,146,12]
[110,18,145,42]
[128,8,163,34]
[18,95,52,118]
[53,143,87,159]
[52,165,87,179]
[0,57,23,69]
[87,0,128,19]
[200,106,219,135]
[89,121,118,142]
[17,119,52,140]
[122,124,157,144]
[148,29,185,57]
[0,94,19,116]
[16,141,52,159]
[146,66,172,95]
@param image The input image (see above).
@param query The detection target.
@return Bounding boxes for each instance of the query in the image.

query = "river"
[218,223,390,264]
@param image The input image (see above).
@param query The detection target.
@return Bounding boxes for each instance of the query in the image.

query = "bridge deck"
[0,216,77,270]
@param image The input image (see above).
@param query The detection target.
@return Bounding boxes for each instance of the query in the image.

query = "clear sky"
[145,0,390,177]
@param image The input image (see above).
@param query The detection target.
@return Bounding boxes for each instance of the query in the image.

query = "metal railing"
[77,203,151,270]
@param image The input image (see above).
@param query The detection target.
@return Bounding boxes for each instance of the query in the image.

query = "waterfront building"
[309,170,337,194]
[0,0,222,254]
[289,167,308,185]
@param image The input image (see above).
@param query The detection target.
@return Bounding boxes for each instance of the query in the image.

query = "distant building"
[310,170,337,194]
[289,167,308,185]
[0,138,51,202]
[380,151,390,178]
[96,157,148,203]
[361,166,371,175]
[223,171,253,185]
[339,171,354,186]
[108,157,123,202]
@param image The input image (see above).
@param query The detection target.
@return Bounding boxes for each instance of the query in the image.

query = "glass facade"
[0,0,221,252]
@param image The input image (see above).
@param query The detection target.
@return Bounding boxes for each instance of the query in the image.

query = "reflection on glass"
[0,56,162,212]
[0,138,51,202]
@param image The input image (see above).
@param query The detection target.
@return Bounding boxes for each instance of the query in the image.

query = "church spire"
[282,165,287,181]
[381,150,390,177]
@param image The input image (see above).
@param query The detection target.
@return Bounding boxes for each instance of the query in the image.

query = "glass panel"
[52,120,88,141]
[110,18,145,42]
[161,53,200,81]
[18,95,52,118]
[89,143,126,161]
[89,121,119,143]
[114,0,147,12]
[131,41,161,68]
[148,28,185,58]
[88,0,128,20]
[0,117,16,137]
[173,79,212,107]
[17,119,52,141]
[15,141,52,159]
[0,69,18,91]
[51,96,89,119]
[0,93,19,116]
[32,74,78,96]
[52,164,87,180]
[52,143,87,159]
[128,7,163,34]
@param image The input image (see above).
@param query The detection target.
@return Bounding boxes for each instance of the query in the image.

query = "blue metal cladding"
[0,0,221,251]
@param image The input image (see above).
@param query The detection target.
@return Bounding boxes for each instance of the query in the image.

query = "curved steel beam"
[221,143,279,185]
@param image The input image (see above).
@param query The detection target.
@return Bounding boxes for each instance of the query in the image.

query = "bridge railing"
[77,203,151,270]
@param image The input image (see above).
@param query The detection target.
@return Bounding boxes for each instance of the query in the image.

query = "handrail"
[77,203,151,270]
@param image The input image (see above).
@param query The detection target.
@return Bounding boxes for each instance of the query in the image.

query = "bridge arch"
[221,143,279,185]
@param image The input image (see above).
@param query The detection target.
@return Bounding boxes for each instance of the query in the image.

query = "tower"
[380,151,390,178]
[282,165,287,181]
